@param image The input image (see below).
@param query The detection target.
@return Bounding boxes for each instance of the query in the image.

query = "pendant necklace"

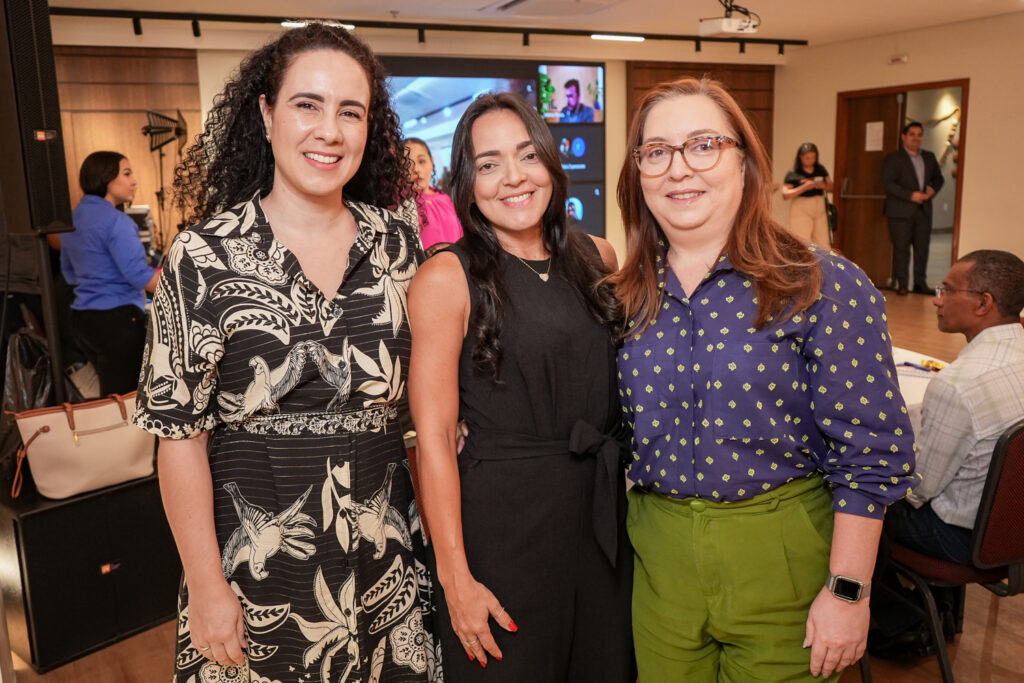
[513,254,551,282]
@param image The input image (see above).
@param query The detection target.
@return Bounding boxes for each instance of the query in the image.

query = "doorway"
[833,80,968,288]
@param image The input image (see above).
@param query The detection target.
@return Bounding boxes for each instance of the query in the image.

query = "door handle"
[839,178,886,199]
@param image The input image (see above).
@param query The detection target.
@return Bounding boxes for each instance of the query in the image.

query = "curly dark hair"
[448,92,622,381]
[174,23,413,224]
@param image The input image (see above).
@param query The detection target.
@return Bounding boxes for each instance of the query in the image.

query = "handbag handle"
[109,393,129,421]
[60,393,129,432]
[12,425,50,498]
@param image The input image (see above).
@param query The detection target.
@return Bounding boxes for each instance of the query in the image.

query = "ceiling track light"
[48,7,806,54]
[590,34,645,42]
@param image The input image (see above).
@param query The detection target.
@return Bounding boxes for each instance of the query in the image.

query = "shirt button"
[689,500,707,512]
[331,308,342,318]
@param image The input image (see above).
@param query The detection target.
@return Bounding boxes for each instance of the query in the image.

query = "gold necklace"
[513,253,551,282]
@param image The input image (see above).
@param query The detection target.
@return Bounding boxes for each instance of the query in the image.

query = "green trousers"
[627,475,841,682]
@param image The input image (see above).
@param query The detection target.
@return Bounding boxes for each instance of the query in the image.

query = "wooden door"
[626,62,775,154]
[833,92,903,286]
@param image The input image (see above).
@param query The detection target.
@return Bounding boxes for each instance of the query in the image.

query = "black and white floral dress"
[133,194,442,683]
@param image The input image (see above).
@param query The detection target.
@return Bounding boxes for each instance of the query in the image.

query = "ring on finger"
[496,606,507,619]
[197,645,211,652]
[463,638,478,647]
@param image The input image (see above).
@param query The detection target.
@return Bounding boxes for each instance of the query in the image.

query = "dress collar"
[193,191,396,298]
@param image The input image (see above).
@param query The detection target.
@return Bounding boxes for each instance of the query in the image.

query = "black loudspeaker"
[0,475,182,672]
[0,0,72,236]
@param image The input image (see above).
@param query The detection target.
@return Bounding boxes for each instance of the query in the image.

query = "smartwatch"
[826,573,871,603]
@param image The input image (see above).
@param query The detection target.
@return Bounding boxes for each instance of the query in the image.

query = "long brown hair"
[611,77,821,334]
[449,92,621,381]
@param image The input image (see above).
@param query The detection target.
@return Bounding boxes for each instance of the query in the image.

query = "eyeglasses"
[632,135,742,178]
[934,285,986,298]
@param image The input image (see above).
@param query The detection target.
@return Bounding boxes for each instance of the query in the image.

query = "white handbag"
[11,391,155,499]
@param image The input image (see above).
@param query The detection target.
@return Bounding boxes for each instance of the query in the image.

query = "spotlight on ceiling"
[590,34,645,42]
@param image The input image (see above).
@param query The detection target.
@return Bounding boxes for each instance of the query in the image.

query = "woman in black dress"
[133,24,440,683]
[408,93,634,681]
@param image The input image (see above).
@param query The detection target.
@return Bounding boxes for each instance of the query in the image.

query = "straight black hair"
[79,151,125,198]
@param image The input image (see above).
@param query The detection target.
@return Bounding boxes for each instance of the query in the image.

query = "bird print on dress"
[354,463,414,560]
[221,483,317,580]
[309,338,352,411]
[135,196,441,681]
[217,343,308,422]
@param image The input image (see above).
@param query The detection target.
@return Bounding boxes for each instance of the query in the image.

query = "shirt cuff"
[132,408,219,440]
[128,267,157,291]
[831,487,888,519]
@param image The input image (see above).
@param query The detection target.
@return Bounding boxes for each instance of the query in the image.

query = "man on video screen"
[560,79,595,123]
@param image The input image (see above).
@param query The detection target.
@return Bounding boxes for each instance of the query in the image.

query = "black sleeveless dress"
[430,240,634,682]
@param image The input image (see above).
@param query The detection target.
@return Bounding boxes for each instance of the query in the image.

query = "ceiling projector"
[698,16,759,37]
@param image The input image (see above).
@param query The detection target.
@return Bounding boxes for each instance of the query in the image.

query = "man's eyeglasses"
[632,135,742,178]
[934,285,986,298]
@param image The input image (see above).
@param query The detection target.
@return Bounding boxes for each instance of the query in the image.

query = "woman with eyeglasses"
[781,142,834,247]
[610,77,918,681]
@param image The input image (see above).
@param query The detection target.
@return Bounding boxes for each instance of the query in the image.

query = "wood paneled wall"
[54,46,202,251]
[625,62,775,155]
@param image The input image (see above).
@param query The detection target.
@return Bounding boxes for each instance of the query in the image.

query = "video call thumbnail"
[551,124,605,184]
[539,64,604,124]
[566,183,606,238]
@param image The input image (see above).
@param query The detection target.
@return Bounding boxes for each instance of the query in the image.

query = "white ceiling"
[49,0,1024,46]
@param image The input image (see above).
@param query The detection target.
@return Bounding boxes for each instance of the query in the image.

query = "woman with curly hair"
[408,93,635,681]
[613,77,916,681]
[133,24,440,683]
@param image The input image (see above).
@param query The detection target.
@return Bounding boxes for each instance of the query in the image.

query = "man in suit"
[882,121,945,295]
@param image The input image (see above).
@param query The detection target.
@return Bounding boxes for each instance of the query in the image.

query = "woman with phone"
[782,141,834,247]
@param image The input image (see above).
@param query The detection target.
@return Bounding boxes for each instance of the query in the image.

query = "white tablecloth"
[891,346,946,430]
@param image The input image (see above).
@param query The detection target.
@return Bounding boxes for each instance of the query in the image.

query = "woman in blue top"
[611,77,918,681]
[62,151,159,396]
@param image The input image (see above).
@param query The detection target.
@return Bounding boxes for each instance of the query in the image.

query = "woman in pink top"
[405,138,463,254]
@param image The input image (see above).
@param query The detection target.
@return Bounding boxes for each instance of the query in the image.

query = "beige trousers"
[788,195,830,248]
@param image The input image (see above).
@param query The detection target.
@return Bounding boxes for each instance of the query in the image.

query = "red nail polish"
[509,620,519,632]
[467,654,474,661]
[496,656,503,661]
[480,660,487,669]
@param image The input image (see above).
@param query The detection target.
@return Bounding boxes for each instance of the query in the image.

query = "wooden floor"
[9,288,1020,683]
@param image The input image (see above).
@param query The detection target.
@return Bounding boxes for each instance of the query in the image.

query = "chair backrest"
[972,419,1024,569]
